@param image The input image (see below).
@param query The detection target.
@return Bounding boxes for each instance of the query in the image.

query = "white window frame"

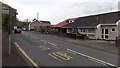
[69,20,74,23]
[102,29,109,39]
[111,28,116,32]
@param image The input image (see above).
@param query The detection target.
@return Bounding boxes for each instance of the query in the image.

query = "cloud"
[2,0,119,24]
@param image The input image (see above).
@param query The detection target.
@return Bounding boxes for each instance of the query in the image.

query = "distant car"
[14,28,21,33]
[44,31,53,35]
[22,28,26,31]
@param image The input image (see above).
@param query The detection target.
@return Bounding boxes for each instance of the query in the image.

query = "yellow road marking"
[52,45,59,48]
[56,52,73,59]
[14,43,39,68]
[48,53,63,62]
[38,46,50,50]
[52,52,73,61]
[52,53,70,60]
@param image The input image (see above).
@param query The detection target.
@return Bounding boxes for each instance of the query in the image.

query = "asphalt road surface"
[13,31,119,67]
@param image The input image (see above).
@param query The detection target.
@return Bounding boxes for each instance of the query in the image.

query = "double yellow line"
[14,42,39,68]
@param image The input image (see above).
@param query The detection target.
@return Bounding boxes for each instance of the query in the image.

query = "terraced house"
[63,11,120,40]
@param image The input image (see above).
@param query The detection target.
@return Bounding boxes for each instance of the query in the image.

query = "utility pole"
[9,7,12,55]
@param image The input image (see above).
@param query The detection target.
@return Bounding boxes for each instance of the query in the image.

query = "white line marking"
[23,32,119,67]
[41,40,47,43]
[41,40,57,46]
[24,33,37,39]
[24,33,57,47]
[30,36,37,39]
[67,49,119,67]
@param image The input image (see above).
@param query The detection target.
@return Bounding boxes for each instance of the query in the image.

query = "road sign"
[2,7,9,14]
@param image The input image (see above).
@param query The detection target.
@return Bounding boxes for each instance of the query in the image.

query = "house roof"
[51,17,78,28]
[62,11,120,28]
[30,20,51,25]
[40,21,51,24]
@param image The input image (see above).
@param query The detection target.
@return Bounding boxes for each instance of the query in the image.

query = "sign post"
[3,6,12,55]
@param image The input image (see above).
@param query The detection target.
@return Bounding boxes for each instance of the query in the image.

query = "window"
[111,29,115,32]
[80,29,82,32]
[83,29,86,32]
[88,29,95,33]
[67,20,74,23]
[105,35,108,39]
[105,29,108,34]
[102,29,104,34]
[80,29,86,32]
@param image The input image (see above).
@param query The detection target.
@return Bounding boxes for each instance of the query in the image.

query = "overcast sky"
[1,0,120,24]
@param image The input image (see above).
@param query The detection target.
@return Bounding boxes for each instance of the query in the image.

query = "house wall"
[87,29,96,39]
[118,21,120,37]
[42,23,51,26]
[78,28,87,34]
[30,22,42,30]
[78,28,96,39]
[66,28,78,34]
[96,25,117,40]
[95,25,102,39]
[67,28,72,33]
[0,2,2,67]
[0,2,2,30]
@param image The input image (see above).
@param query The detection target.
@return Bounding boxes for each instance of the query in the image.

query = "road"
[13,31,118,67]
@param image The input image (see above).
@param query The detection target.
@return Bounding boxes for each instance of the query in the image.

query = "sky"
[1,0,120,25]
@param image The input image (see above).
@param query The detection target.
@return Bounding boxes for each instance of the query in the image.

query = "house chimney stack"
[37,12,39,20]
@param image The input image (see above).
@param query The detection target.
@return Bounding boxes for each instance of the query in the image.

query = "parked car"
[14,28,21,34]
[22,28,26,31]
[44,31,53,35]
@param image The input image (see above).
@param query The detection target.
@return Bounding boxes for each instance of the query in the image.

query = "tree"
[21,18,30,27]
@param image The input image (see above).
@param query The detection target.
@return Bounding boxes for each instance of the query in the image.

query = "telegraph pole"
[9,7,12,55]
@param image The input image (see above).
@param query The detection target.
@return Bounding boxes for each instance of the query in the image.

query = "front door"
[102,29,109,39]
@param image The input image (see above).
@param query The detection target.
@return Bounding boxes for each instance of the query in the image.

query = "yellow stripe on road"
[14,42,39,68]
[52,52,73,61]
[48,53,63,62]
[38,45,50,50]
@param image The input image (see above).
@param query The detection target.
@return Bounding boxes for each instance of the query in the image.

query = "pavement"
[2,32,32,68]
[12,31,119,67]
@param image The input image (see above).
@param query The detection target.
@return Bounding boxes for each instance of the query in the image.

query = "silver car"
[14,28,21,33]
